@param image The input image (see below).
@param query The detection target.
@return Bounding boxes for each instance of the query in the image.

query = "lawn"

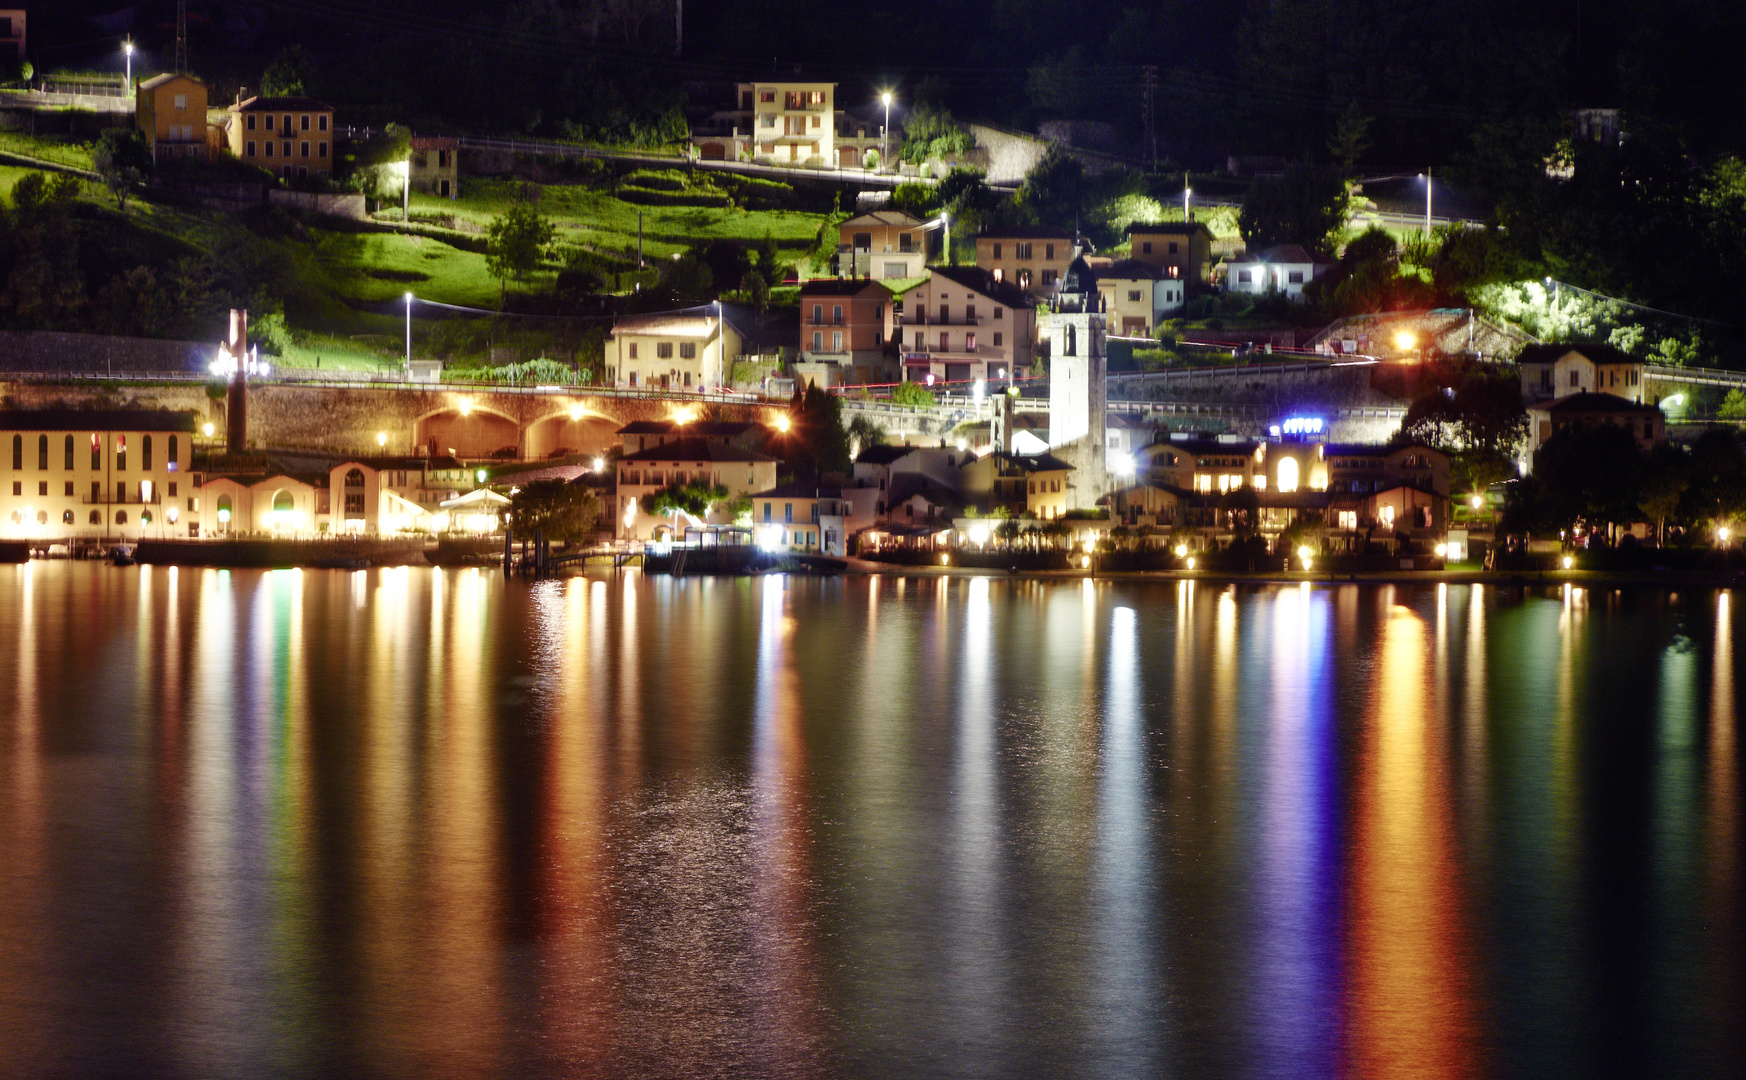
[399,178,829,266]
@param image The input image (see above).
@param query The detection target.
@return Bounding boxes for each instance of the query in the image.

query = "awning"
[440,488,512,512]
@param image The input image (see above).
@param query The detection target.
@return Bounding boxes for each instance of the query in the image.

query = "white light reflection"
[1090,605,1158,1067]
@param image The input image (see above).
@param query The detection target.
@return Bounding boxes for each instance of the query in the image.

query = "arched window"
[344,468,366,517]
[62,510,74,525]
[90,435,101,471]
[116,438,127,472]
[115,510,128,525]
[216,494,233,525]
[142,435,153,471]
[167,436,178,469]
[1276,456,1299,494]
[36,510,48,525]
[10,434,20,470]
[1065,323,1077,357]
[88,510,101,525]
[37,434,48,470]
[63,435,74,471]
[141,510,153,525]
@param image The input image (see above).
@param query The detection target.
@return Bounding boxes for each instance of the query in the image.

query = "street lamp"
[1417,168,1433,238]
[124,38,133,88]
[880,91,892,173]
[404,291,413,371]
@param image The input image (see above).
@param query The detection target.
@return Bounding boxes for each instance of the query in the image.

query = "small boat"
[109,545,136,567]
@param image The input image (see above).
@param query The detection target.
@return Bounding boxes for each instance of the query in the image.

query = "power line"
[1543,277,1738,329]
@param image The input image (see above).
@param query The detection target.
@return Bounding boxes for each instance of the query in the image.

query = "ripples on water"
[0,565,1740,1079]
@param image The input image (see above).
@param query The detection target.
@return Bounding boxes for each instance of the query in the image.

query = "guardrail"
[455,135,935,190]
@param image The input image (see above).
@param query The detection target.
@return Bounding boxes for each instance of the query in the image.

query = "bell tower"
[1045,253,1107,506]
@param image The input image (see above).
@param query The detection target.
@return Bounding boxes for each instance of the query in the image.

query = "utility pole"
[1423,167,1433,239]
[1142,66,1158,172]
[404,292,413,372]
[174,0,188,74]
[124,37,133,88]
[675,0,683,57]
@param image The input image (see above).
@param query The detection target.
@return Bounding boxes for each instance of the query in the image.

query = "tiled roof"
[1540,391,1661,414]
[1126,221,1214,236]
[919,266,1036,308]
[977,225,1076,240]
[233,95,334,112]
[798,278,895,297]
[751,481,845,500]
[0,409,197,432]
[1517,342,1642,367]
[993,450,1075,472]
[618,438,778,464]
[842,210,924,228]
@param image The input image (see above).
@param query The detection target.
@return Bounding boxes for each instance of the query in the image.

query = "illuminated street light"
[1418,168,1433,238]
[123,38,133,87]
[376,431,387,448]
[1470,494,1485,510]
[1297,543,1314,570]
[1394,330,1418,353]
[592,457,605,472]
[1435,542,1448,557]
[1185,556,1196,570]
[1175,543,1189,559]
[773,414,791,433]
[1562,555,1574,569]
[458,399,472,416]
[880,91,892,174]
[202,423,215,438]
[570,405,584,421]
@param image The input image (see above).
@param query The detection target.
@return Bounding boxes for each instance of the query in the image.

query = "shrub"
[614,186,731,208]
[622,169,687,192]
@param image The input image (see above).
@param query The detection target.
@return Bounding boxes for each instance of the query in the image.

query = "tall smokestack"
[226,309,248,455]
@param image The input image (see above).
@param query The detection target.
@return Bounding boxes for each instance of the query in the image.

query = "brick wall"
[0,331,211,376]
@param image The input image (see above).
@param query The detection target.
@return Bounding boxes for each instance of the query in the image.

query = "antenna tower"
[175,0,188,74]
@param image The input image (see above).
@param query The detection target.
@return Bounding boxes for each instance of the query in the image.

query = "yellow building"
[616,438,779,540]
[135,73,211,163]
[226,95,335,179]
[608,308,761,391]
[974,227,1080,297]
[196,474,320,535]
[1,410,198,544]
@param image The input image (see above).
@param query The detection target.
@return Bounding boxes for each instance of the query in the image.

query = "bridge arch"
[415,405,521,460]
[524,406,623,460]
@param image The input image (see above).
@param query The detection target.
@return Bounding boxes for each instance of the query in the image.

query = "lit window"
[1276,457,1299,493]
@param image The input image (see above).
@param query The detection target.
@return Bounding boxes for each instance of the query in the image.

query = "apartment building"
[1,410,198,543]
[797,278,895,387]
[607,308,745,391]
[894,267,1036,386]
[1515,342,1647,404]
[226,95,335,179]
[731,82,835,165]
[136,74,213,163]
[974,226,1080,297]
[837,210,931,279]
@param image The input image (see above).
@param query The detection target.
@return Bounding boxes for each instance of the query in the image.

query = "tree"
[509,478,600,543]
[1018,147,1088,226]
[1532,423,1648,538]
[890,381,936,407]
[784,383,851,477]
[485,202,556,303]
[648,477,729,519]
[846,414,883,457]
[660,253,714,301]
[1238,163,1349,258]
[1720,389,1746,420]
[92,128,151,211]
[261,45,316,97]
[1326,103,1372,176]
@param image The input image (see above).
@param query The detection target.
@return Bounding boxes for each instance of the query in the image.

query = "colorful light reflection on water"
[0,565,1740,1078]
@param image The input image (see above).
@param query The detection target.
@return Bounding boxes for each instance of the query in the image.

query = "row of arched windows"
[10,433,178,471]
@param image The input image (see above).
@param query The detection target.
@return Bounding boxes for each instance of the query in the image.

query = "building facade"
[837,210,930,279]
[1125,222,1215,282]
[1526,391,1666,455]
[796,278,894,387]
[1092,258,1184,336]
[136,73,211,163]
[607,309,743,390]
[1220,245,1330,297]
[895,267,1035,386]
[1516,343,1647,404]
[226,95,335,178]
[974,227,1079,297]
[1,410,198,544]
[615,438,779,540]
[409,135,458,198]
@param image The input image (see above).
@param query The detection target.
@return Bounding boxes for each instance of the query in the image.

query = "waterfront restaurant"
[1,409,198,546]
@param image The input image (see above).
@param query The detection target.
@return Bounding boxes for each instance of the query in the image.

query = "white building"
[1222,244,1331,297]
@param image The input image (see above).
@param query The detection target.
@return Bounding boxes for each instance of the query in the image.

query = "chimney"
[225,309,248,455]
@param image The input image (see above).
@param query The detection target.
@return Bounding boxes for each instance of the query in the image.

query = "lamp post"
[880,91,892,174]
[1418,168,1433,238]
[124,38,133,88]
[404,292,413,371]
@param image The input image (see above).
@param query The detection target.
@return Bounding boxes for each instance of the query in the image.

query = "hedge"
[621,169,688,192]
[614,185,732,208]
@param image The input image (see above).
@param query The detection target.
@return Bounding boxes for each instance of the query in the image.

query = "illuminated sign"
[1278,416,1324,436]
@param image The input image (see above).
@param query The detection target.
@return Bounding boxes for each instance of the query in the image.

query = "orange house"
[135,73,211,163]
[226,95,335,179]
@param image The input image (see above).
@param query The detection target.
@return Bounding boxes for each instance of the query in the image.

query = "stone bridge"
[0,379,793,459]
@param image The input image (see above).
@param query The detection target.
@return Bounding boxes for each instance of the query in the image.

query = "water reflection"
[0,569,1740,1079]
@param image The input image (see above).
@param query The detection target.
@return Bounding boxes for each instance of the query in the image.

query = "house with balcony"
[1125,222,1216,282]
[226,95,335,179]
[690,81,835,165]
[615,438,779,541]
[837,209,932,279]
[2,410,199,544]
[1091,258,1184,336]
[1516,342,1647,404]
[1219,245,1330,297]
[136,73,213,164]
[894,267,1036,387]
[797,278,895,388]
[749,481,879,554]
[974,226,1081,298]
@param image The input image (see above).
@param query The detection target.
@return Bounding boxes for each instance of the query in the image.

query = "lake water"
[0,564,1740,1079]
